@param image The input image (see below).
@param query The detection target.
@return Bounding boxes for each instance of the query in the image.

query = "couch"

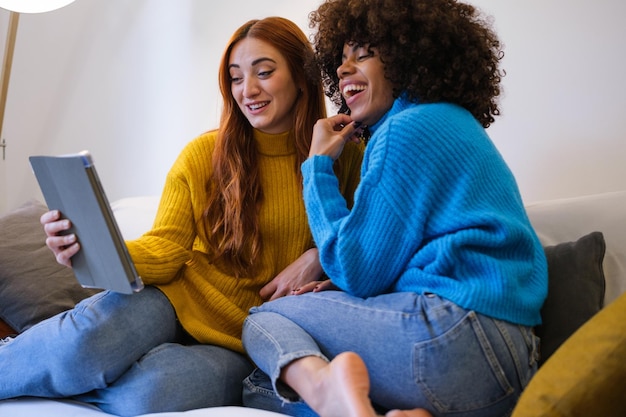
[1,190,625,417]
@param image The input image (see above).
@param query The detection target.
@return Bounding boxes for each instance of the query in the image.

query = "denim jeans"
[0,286,253,416]
[242,291,539,417]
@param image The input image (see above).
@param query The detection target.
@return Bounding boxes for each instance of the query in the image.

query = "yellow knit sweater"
[125,129,363,353]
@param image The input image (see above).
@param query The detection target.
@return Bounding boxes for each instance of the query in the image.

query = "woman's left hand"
[291,278,339,295]
[260,248,324,301]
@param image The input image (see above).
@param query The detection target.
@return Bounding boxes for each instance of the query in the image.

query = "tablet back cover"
[29,152,143,294]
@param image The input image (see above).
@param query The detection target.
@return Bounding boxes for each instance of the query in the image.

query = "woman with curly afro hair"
[241,1,547,417]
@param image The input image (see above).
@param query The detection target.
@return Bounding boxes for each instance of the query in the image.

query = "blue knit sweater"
[302,96,548,326]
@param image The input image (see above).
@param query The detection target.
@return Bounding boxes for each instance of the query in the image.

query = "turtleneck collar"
[253,129,296,157]
[369,93,415,136]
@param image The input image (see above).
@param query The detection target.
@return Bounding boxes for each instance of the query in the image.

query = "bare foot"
[293,351,379,417]
[386,409,434,417]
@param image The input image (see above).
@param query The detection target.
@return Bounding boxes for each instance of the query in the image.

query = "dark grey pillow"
[535,231,606,366]
[0,199,100,332]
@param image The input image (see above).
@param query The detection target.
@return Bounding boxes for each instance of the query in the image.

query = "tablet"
[29,151,144,294]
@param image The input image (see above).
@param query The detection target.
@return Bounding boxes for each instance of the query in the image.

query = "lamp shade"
[0,0,76,14]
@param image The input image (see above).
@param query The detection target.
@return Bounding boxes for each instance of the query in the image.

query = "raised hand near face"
[309,113,363,160]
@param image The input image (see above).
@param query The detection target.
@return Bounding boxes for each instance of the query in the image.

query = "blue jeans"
[0,286,253,416]
[242,291,539,417]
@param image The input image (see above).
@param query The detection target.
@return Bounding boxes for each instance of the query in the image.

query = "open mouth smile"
[247,101,269,111]
[342,84,367,99]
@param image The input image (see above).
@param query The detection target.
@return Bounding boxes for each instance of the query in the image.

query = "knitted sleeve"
[302,131,415,297]
[125,133,214,285]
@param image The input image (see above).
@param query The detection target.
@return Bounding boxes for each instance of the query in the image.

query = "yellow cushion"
[512,291,626,417]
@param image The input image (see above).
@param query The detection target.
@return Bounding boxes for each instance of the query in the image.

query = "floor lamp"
[0,11,19,160]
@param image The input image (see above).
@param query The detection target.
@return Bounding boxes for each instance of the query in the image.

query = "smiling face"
[228,37,300,134]
[338,43,395,126]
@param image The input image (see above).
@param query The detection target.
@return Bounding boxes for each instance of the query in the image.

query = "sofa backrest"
[525,190,626,306]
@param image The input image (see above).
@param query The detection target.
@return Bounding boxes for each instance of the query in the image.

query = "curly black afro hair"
[309,0,505,128]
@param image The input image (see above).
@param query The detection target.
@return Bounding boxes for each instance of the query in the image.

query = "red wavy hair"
[203,17,326,277]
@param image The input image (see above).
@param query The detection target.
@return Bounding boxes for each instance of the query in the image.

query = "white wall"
[1,0,625,214]
[471,0,626,204]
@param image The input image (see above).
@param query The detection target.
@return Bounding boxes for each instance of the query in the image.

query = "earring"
[357,126,371,145]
